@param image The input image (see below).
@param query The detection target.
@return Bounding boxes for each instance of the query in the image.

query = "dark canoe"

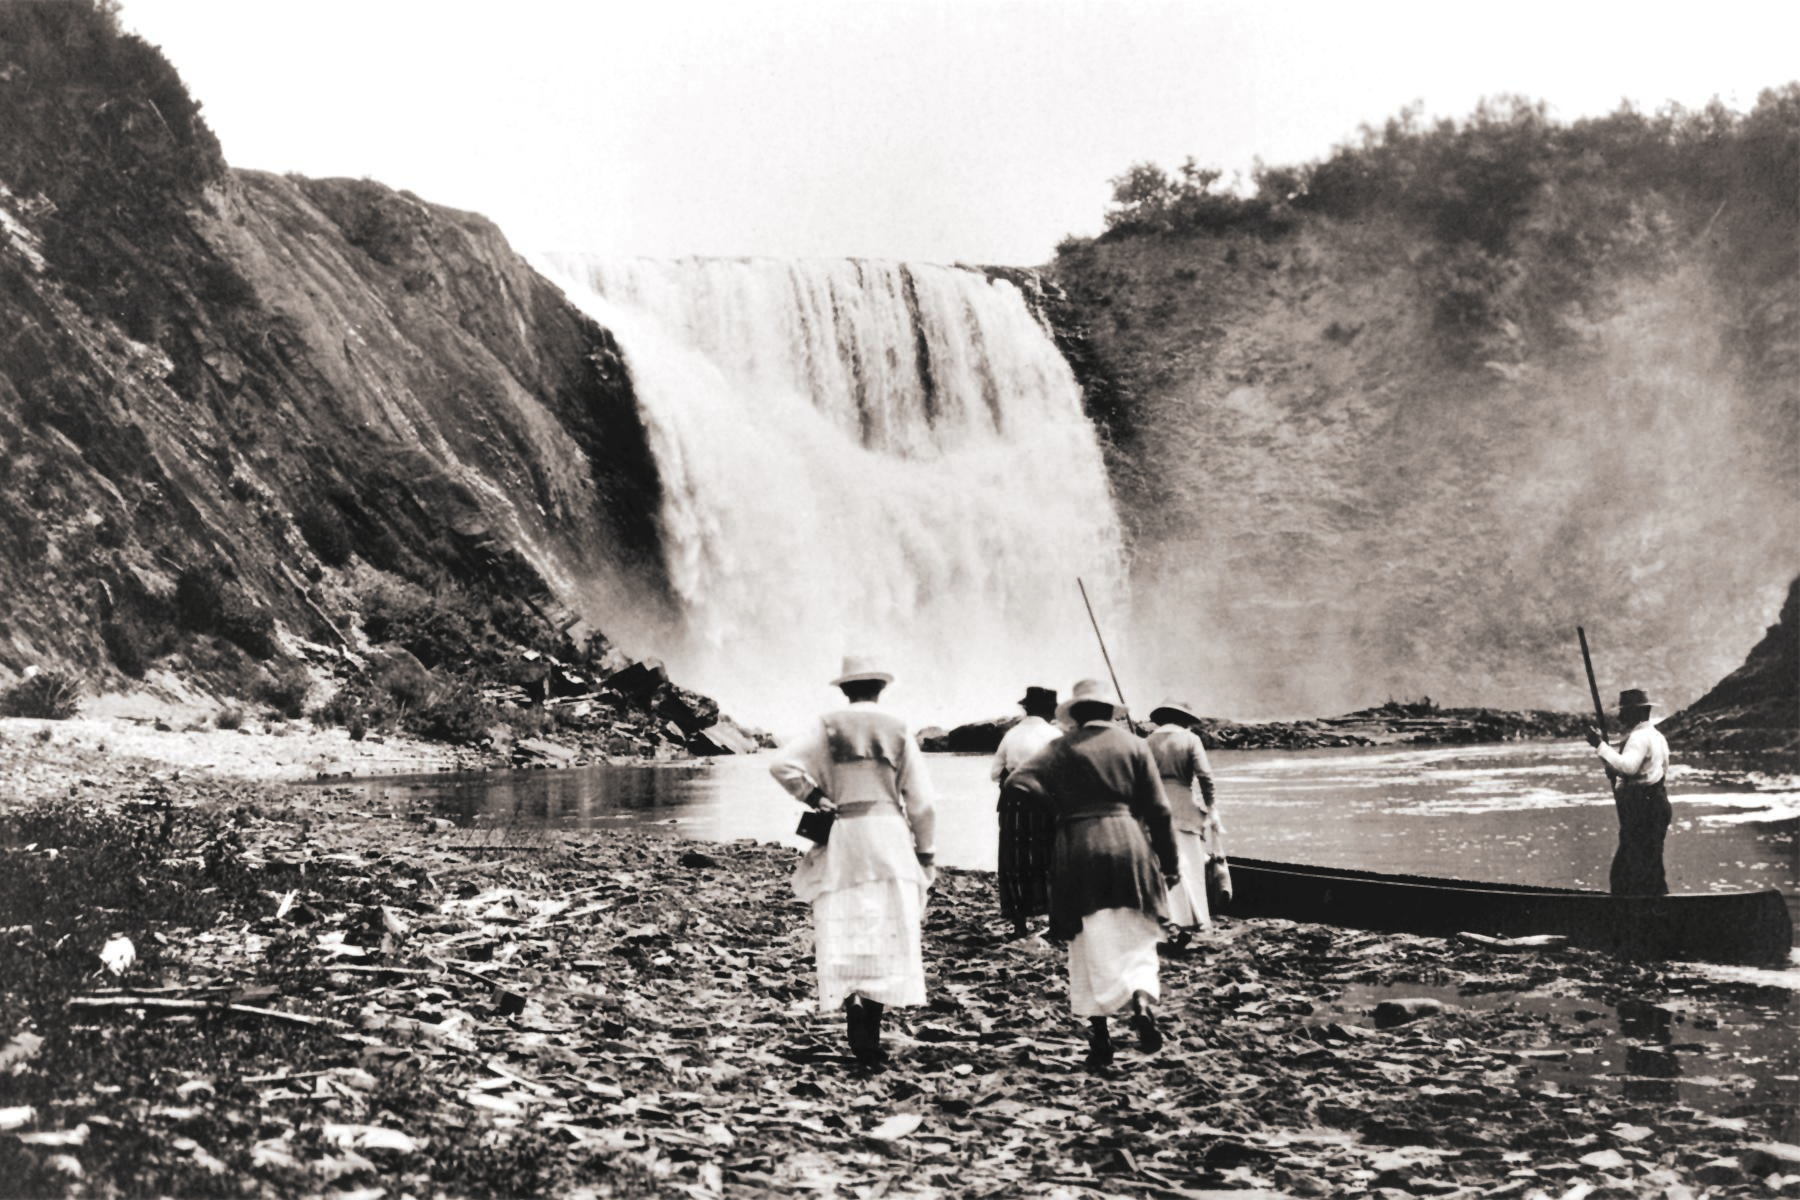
[1221,857,1795,966]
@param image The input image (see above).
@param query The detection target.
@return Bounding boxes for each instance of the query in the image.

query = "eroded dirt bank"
[1,729,1797,1200]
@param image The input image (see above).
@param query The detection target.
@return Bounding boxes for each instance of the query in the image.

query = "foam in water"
[538,256,1127,733]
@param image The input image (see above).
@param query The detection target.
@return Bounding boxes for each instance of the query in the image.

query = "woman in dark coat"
[1006,679,1180,1068]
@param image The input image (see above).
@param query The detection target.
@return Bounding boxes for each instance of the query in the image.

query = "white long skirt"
[811,878,927,1011]
[1165,828,1212,928]
[1068,907,1162,1017]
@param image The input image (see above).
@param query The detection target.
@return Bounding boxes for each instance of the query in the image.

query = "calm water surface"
[352,740,1799,902]
[341,739,1799,1125]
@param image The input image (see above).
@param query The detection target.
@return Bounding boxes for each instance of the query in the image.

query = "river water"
[339,739,1799,1125]
[348,739,1799,941]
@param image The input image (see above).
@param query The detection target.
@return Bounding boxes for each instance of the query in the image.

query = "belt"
[834,800,902,817]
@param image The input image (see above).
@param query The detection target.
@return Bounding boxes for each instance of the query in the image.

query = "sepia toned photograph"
[0,1,1794,1196]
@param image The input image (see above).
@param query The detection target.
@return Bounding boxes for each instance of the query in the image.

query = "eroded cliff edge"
[1,3,679,731]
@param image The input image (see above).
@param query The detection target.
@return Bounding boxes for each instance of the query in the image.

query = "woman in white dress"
[1145,699,1221,940]
[769,656,936,1067]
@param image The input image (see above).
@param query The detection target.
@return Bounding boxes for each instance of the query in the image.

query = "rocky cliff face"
[1661,574,1799,757]
[1046,188,1797,720]
[0,3,672,707]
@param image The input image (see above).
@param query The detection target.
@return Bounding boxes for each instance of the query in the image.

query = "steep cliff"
[0,3,674,719]
[1661,574,1799,757]
[1046,96,1799,720]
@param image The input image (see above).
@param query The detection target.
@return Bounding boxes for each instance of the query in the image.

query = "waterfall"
[539,256,1127,733]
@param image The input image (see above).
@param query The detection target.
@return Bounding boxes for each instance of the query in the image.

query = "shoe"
[847,996,888,1066]
[1085,1018,1114,1069]
[845,995,869,1055]
[1129,993,1164,1053]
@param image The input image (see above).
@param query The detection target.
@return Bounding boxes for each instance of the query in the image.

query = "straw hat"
[1056,678,1121,723]
[830,654,894,688]
[1149,699,1201,726]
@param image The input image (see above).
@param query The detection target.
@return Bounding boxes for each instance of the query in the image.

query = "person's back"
[767,656,936,1066]
[1008,679,1179,1068]
[1145,722,1212,832]
[1144,701,1219,933]
[815,704,922,811]
[992,686,1062,938]
[1039,723,1164,821]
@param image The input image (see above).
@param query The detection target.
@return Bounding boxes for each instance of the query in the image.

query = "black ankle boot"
[845,996,867,1054]
[1086,1017,1114,1068]
[857,1000,888,1066]
[1129,992,1163,1053]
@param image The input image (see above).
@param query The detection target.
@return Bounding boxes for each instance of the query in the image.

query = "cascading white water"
[539,256,1127,734]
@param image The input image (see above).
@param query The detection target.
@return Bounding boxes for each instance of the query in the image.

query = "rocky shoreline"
[925,701,1594,756]
[1,724,1797,1198]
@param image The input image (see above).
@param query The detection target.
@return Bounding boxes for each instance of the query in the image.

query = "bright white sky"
[121,0,1796,267]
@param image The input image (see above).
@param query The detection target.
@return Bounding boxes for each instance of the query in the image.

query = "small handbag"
[796,807,836,845]
[1205,854,1234,909]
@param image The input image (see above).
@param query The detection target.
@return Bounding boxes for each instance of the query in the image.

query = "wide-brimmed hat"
[1616,688,1657,712]
[1056,678,1121,723]
[1149,699,1201,726]
[1018,686,1057,712]
[830,655,893,688]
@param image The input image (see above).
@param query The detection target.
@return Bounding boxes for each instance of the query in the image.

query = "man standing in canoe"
[991,685,1062,940]
[1145,699,1219,938]
[1006,678,1180,1068]
[770,655,937,1067]
[1586,687,1672,896]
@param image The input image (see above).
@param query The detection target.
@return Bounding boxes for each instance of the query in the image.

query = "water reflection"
[339,741,1798,934]
[1325,984,1798,1134]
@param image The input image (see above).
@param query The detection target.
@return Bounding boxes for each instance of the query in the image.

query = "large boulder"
[940,716,1020,756]
[653,682,721,735]
[690,719,760,756]
[604,659,669,703]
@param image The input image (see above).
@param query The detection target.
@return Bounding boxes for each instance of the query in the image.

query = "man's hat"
[1056,678,1122,723]
[1018,686,1057,711]
[831,655,893,688]
[1616,688,1657,712]
[1149,699,1201,726]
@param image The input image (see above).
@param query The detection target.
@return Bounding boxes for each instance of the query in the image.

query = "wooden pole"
[1577,626,1616,788]
[1077,578,1128,714]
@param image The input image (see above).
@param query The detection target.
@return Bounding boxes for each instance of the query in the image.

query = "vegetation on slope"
[1048,90,1799,720]
[0,1,697,750]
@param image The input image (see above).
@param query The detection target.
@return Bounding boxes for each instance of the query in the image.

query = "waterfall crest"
[541,256,1126,732]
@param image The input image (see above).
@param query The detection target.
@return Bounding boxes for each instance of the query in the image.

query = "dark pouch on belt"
[796,808,836,845]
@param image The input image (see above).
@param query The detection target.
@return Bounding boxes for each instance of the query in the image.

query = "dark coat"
[1007,721,1179,940]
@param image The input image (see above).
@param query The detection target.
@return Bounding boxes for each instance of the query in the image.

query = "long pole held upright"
[1078,578,1129,714]
[1578,625,1616,789]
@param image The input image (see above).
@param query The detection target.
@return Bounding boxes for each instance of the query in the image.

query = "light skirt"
[811,878,927,1011]
[1068,907,1162,1017]
[1165,828,1212,928]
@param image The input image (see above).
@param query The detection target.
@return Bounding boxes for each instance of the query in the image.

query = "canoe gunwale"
[1220,857,1795,966]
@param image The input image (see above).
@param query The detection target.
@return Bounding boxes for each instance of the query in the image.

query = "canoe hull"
[1222,857,1795,966]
